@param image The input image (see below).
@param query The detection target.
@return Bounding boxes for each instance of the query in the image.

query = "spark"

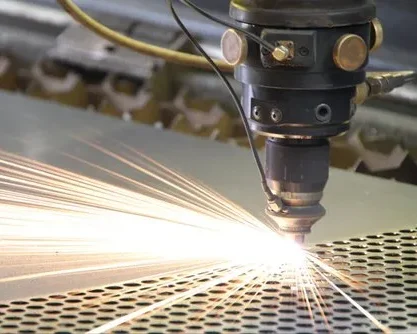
[0,145,390,333]
[88,265,254,334]
[0,258,191,283]
[312,265,390,333]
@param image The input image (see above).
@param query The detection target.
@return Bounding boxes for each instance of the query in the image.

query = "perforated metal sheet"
[1,228,417,333]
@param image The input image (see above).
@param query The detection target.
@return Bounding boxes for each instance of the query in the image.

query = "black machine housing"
[229,0,376,236]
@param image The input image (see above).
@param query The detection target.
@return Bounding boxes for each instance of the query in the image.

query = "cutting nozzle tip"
[283,233,306,245]
[266,204,325,246]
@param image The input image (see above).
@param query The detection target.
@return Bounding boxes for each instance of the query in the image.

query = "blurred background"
[1,0,417,185]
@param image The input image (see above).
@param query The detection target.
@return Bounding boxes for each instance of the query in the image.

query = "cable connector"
[272,46,291,62]
[267,197,284,214]
[354,71,417,105]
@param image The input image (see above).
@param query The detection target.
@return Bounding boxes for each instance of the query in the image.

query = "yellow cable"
[56,0,233,72]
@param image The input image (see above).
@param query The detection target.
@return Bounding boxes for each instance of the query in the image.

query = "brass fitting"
[354,71,416,105]
[366,71,415,95]
[221,29,291,65]
[370,18,384,52]
[272,45,291,62]
[333,34,368,72]
[221,29,248,66]
[353,82,370,105]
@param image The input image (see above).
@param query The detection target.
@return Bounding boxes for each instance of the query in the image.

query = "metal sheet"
[0,91,417,306]
[2,229,417,333]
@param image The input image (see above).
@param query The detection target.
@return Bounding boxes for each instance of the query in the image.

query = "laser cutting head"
[265,138,329,243]
[223,0,380,243]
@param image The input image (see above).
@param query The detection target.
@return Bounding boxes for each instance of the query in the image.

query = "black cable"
[180,0,277,53]
[167,0,276,202]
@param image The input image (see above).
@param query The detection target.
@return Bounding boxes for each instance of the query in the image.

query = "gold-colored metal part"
[353,82,370,105]
[368,71,415,96]
[57,0,233,72]
[333,34,367,72]
[354,71,416,105]
[230,0,253,10]
[367,70,415,79]
[221,29,248,66]
[277,41,295,60]
[370,18,384,52]
[272,45,291,62]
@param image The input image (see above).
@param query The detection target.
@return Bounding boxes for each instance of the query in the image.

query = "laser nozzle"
[266,203,326,245]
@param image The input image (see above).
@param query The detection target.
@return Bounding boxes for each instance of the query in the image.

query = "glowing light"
[0,145,389,333]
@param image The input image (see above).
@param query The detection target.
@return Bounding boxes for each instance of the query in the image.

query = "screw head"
[252,106,262,121]
[221,29,248,66]
[271,108,283,123]
[298,46,309,57]
[272,46,290,62]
